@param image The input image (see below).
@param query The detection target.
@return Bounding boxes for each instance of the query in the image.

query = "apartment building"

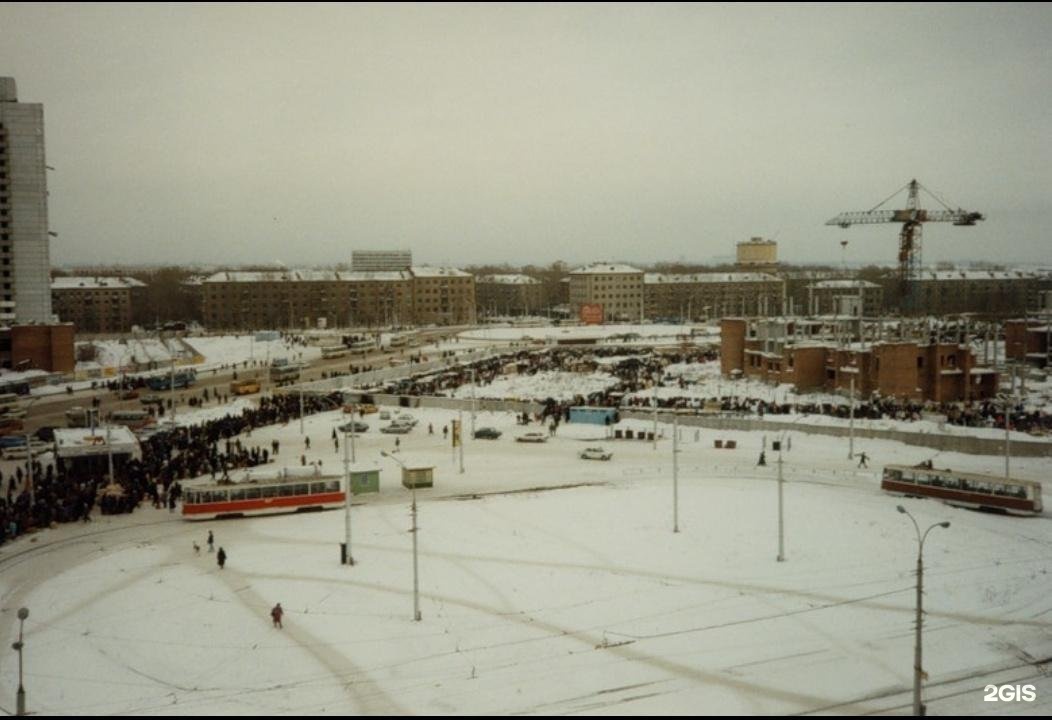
[644,272,784,320]
[475,274,544,317]
[568,264,644,322]
[0,77,52,324]
[52,276,147,333]
[199,267,473,330]
[410,267,476,325]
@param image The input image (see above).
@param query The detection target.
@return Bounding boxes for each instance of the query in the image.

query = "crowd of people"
[0,388,343,548]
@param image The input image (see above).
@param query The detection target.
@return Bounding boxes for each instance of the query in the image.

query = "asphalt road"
[22,328,467,433]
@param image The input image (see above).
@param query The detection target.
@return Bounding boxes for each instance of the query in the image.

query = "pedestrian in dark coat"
[271,603,284,628]
[207,530,215,553]
[217,547,227,569]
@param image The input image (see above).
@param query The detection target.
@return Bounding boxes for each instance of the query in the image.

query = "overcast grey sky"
[1,3,1049,269]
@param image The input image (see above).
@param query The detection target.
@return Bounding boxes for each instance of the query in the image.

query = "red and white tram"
[881,464,1043,516]
[182,471,345,520]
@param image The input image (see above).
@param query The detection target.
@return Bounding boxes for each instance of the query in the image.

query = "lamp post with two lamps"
[381,451,421,621]
[897,505,950,716]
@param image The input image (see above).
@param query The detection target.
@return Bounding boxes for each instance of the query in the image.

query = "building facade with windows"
[475,274,544,317]
[52,276,147,333]
[568,263,644,322]
[199,267,473,330]
[644,272,784,320]
[0,77,52,325]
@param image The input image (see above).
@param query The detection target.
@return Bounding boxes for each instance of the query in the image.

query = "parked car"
[516,432,547,443]
[380,423,412,434]
[579,446,613,461]
[394,414,418,427]
[380,410,392,420]
[139,394,164,406]
[33,426,57,442]
[338,421,369,433]
[119,389,140,400]
[474,427,502,440]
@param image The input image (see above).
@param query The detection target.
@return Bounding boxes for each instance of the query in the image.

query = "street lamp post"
[999,392,1013,480]
[382,451,421,621]
[672,413,679,533]
[848,376,855,459]
[897,505,950,717]
[342,430,354,565]
[777,431,788,562]
[13,606,28,716]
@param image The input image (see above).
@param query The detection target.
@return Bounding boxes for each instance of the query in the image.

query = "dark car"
[474,427,502,440]
[338,421,369,433]
[33,426,57,442]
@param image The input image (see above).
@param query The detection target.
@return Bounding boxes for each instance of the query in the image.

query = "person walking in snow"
[858,451,869,468]
[207,530,215,553]
[271,603,284,628]
[217,547,227,570]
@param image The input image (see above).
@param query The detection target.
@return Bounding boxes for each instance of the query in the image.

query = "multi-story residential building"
[568,263,644,322]
[644,272,784,320]
[906,270,1052,317]
[475,274,544,317]
[52,276,147,333]
[721,317,998,402]
[805,280,883,317]
[0,77,52,325]
[199,266,473,330]
[351,250,412,273]
[410,267,476,325]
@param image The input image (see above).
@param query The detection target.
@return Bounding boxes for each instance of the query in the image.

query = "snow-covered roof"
[410,266,471,278]
[52,276,146,290]
[915,270,1048,281]
[571,263,644,275]
[644,272,779,284]
[477,274,541,285]
[202,270,410,283]
[54,426,140,459]
[810,280,880,289]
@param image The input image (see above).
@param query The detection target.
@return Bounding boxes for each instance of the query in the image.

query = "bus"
[182,472,345,520]
[147,370,197,392]
[0,393,25,421]
[388,332,413,349]
[320,345,348,359]
[107,409,154,430]
[881,464,1043,516]
[230,379,261,395]
[269,360,303,387]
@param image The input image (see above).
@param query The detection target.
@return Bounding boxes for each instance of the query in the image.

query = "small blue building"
[568,407,619,425]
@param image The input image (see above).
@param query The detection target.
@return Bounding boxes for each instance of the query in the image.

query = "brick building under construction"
[720,317,998,403]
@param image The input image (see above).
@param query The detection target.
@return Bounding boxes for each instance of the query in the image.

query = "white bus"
[321,345,349,359]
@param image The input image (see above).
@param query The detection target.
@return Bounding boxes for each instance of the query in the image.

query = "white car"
[579,447,613,461]
[516,432,548,443]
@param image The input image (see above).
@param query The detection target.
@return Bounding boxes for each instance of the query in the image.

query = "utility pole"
[342,430,354,565]
[777,433,786,562]
[672,413,679,533]
[299,388,304,435]
[848,376,855,459]
[652,374,658,450]
[24,433,33,506]
[170,359,177,426]
[458,410,465,474]
[470,367,477,437]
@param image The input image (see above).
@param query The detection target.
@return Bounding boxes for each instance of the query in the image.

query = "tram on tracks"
[881,464,1043,516]
[182,469,345,520]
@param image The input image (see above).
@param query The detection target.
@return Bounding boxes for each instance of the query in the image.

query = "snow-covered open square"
[2,393,1049,715]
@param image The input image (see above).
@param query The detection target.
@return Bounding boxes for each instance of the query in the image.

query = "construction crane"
[826,179,984,311]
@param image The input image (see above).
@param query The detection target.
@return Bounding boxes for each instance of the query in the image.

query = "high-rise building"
[351,250,412,273]
[0,77,53,324]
